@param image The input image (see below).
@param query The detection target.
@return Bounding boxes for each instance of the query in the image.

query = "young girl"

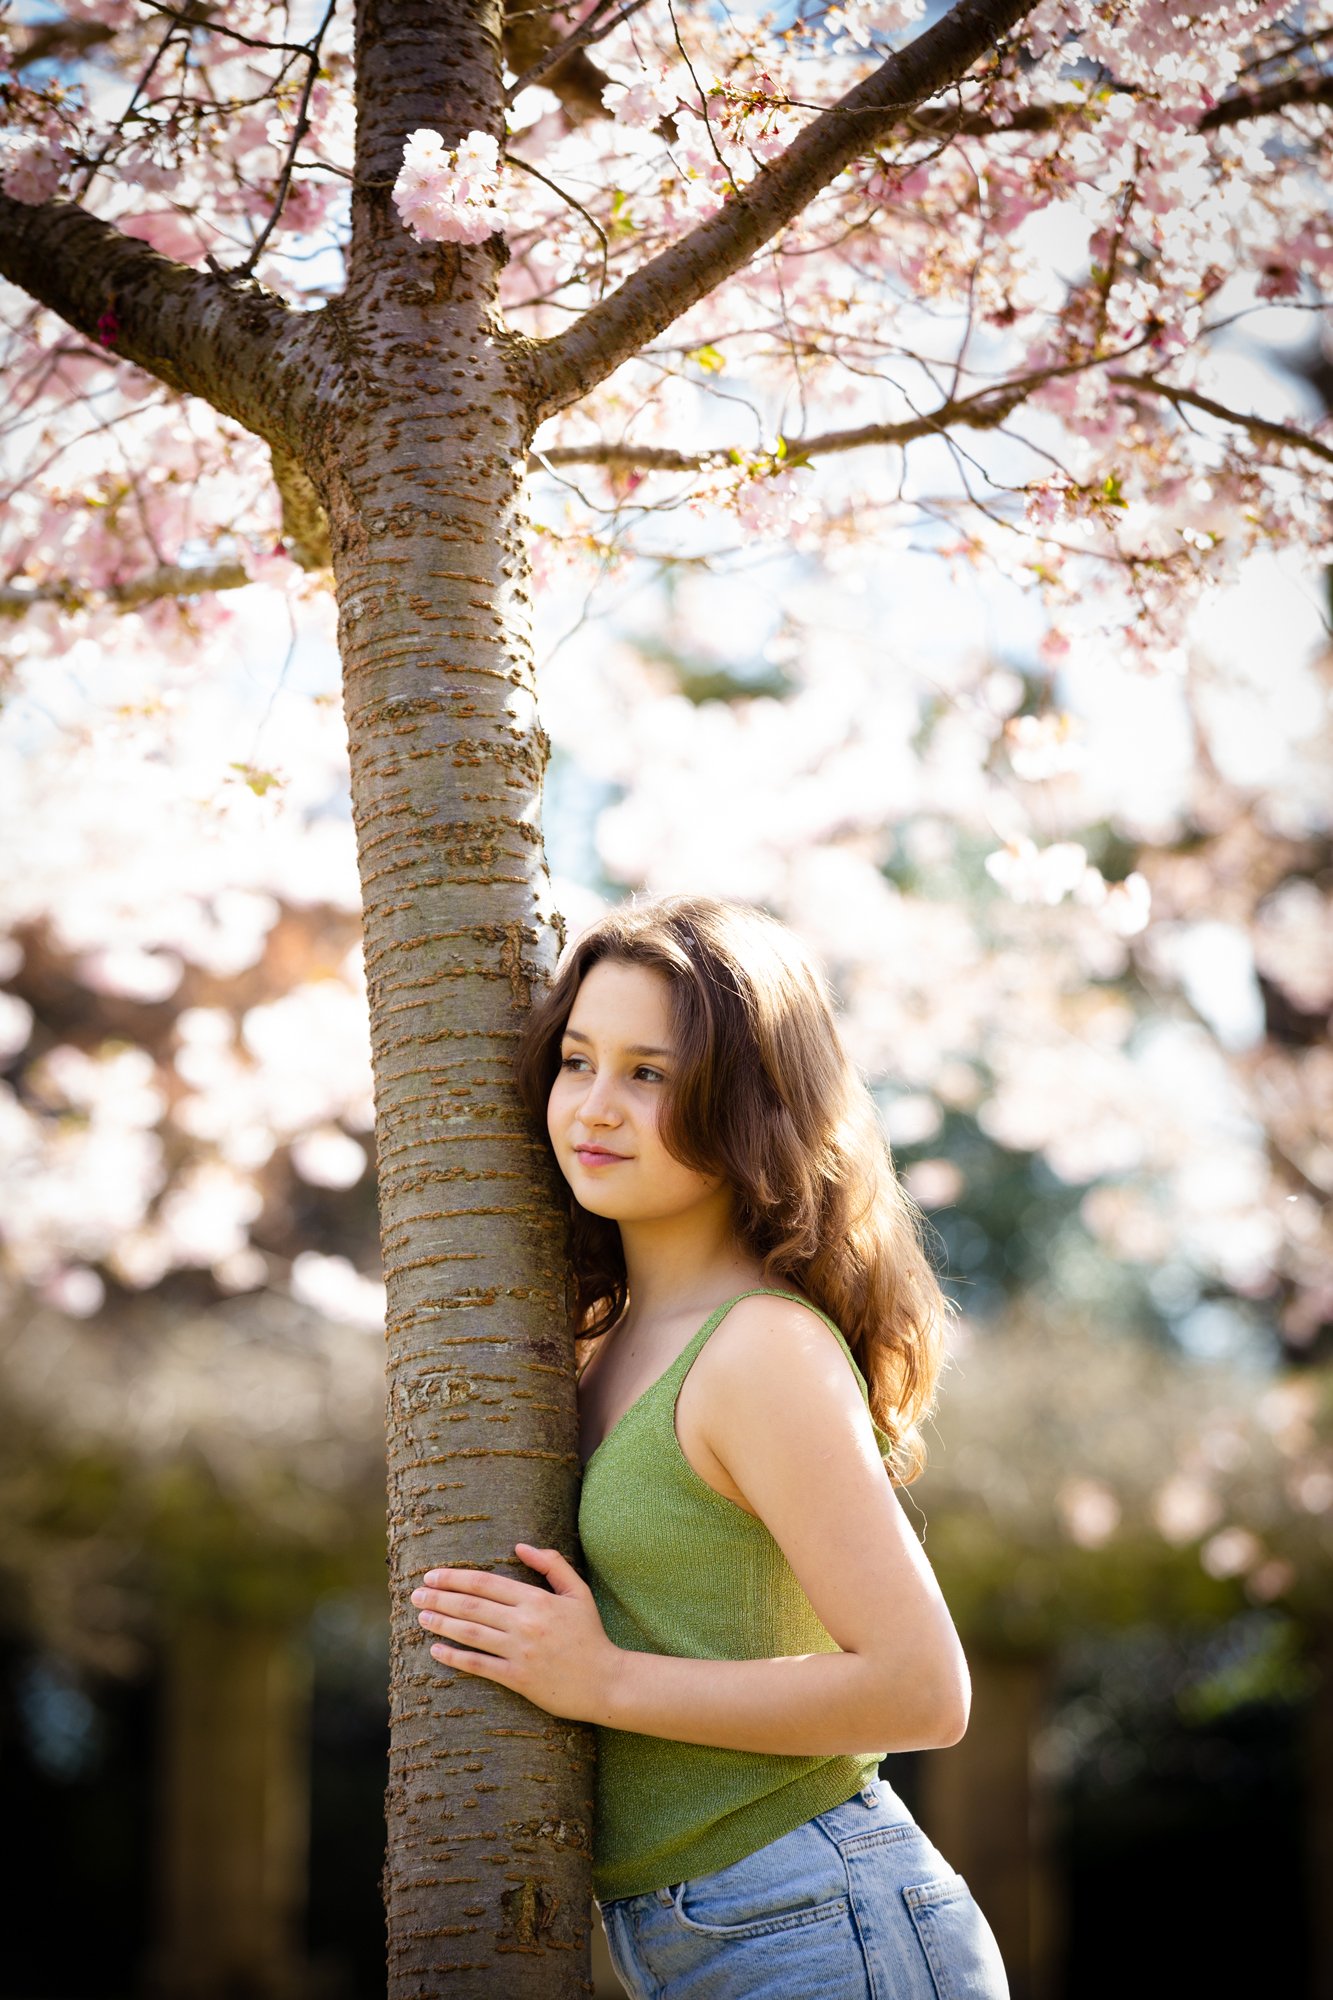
[409,893,1009,1999]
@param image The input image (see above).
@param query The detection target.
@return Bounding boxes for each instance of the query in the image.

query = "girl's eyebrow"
[562,1028,674,1058]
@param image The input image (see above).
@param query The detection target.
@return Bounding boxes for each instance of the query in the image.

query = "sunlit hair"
[514,892,952,1483]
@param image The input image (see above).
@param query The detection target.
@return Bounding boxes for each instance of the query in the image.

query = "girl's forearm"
[598,1645,962,1758]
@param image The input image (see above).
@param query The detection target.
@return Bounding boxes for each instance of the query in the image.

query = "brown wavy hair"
[514,892,952,1483]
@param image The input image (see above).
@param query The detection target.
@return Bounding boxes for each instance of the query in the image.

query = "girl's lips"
[575,1147,628,1166]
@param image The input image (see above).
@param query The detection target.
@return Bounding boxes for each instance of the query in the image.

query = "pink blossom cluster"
[601,66,682,129]
[392,129,505,246]
[734,464,815,536]
[0,134,70,205]
[711,74,803,164]
[821,0,925,48]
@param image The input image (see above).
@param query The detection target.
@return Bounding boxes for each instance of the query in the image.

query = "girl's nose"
[580,1071,622,1118]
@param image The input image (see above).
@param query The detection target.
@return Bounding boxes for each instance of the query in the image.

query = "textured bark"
[293,4,595,1992]
[301,305,593,1990]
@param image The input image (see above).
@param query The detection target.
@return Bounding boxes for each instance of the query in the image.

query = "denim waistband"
[649,1779,884,1905]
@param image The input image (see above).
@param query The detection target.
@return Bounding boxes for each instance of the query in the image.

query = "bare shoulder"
[709,1291,855,1373]
[693,1292,958,1704]
[702,1292,870,1434]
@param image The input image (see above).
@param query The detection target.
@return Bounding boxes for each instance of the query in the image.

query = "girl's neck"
[613,1180,768,1330]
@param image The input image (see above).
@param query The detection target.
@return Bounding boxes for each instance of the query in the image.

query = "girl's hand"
[410,1545,619,1724]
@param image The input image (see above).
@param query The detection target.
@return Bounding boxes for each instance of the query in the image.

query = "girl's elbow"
[875,1667,970,1752]
[912,1648,964,1744]
[931,1695,970,1749]
[927,1653,972,1748]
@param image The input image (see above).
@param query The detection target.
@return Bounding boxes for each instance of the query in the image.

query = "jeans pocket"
[671,1824,851,1939]
[599,1901,648,2000]
[903,1874,1010,2000]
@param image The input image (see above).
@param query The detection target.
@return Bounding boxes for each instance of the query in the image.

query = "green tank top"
[577,1286,896,1902]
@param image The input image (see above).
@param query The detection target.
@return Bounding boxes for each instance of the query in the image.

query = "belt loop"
[860,1781,878,1806]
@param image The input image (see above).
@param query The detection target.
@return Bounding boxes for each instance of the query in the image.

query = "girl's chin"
[569,1184,621,1211]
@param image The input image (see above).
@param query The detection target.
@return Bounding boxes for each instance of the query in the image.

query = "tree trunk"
[915,1649,1060,2000]
[271,1,602,1989]
[143,1613,312,2000]
[301,250,593,1986]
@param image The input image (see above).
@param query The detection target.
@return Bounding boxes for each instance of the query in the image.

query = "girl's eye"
[558,1055,665,1083]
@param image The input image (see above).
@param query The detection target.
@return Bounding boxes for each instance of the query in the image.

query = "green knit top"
[577,1287,896,1903]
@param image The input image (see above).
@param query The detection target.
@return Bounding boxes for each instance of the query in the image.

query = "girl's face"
[547,959,726,1225]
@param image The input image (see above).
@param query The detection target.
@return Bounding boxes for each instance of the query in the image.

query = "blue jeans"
[596,1776,1009,1999]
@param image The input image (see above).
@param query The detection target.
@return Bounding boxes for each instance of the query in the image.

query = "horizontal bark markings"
[364,941,534,973]
[359,875,532,906]
[347,691,509,727]
[389,1301,562,1337]
[402,1445,573,1462]
[382,1202,525,1244]
[370,988,528,1024]
[374,971,533,1001]
[358,813,542,861]
[371,1078,524,1102]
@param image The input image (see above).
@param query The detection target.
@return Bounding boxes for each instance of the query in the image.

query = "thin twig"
[508,154,610,301]
[219,0,340,283]
[1108,373,1333,465]
[504,0,654,105]
[134,0,317,57]
[72,17,181,201]
[667,0,733,182]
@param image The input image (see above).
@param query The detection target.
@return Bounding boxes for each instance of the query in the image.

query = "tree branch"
[13,17,117,69]
[222,0,340,284]
[1109,372,1333,466]
[503,0,657,116]
[502,0,620,123]
[0,192,317,450]
[528,0,1039,424]
[1198,69,1333,130]
[0,461,336,614]
[532,376,1033,471]
[271,447,333,568]
[899,64,1333,138]
[0,559,250,620]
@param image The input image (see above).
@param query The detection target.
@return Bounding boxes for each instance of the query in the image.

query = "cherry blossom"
[601,67,681,129]
[392,128,505,245]
[985,835,1095,906]
[0,136,69,206]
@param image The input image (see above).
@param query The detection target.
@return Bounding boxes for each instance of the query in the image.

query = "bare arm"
[602,1297,969,1755]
